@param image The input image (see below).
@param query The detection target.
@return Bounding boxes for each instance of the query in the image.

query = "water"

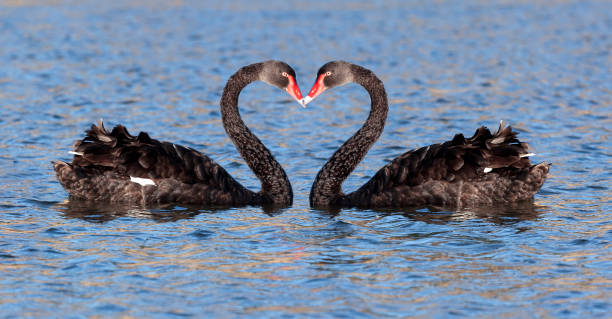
[1,1,611,317]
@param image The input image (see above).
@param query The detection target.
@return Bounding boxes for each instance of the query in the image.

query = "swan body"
[54,61,303,207]
[304,61,549,209]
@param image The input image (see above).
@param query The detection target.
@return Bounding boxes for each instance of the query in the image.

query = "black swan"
[53,60,304,207]
[302,61,549,208]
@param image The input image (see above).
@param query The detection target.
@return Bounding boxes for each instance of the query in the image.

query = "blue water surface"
[0,1,611,318]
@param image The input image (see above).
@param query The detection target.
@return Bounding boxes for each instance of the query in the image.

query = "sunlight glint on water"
[0,1,611,318]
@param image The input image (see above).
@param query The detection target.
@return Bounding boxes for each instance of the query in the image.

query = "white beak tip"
[300,96,313,106]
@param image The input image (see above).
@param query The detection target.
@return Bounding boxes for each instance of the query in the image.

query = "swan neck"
[220,64,293,205]
[310,66,388,207]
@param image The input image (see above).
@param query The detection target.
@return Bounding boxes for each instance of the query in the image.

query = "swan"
[302,61,549,208]
[54,61,303,207]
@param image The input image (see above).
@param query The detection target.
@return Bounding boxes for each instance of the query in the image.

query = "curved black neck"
[220,63,293,206]
[309,65,388,207]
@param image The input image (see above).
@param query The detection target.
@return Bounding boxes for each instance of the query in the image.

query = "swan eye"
[281,72,289,77]
[325,71,332,76]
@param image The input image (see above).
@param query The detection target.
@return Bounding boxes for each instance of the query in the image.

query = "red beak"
[301,73,327,106]
[284,75,303,106]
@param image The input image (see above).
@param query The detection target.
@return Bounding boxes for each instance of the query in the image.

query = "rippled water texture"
[1,1,611,317]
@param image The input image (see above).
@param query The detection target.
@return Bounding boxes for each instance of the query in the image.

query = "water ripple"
[0,1,610,318]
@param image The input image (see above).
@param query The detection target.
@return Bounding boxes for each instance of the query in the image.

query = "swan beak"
[303,73,327,106]
[285,75,304,107]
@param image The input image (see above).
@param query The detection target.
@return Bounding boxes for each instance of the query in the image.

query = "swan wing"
[58,121,247,198]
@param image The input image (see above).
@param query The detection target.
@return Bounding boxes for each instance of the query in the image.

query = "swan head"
[259,60,304,106]
[301,61,354,106]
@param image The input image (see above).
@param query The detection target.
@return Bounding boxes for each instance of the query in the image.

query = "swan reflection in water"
[54,198,291,223]
[314,199,546,226]
[56,197,545,225]
[55,200,206,223]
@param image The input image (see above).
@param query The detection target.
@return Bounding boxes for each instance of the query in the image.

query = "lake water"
[1,1,611,317]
